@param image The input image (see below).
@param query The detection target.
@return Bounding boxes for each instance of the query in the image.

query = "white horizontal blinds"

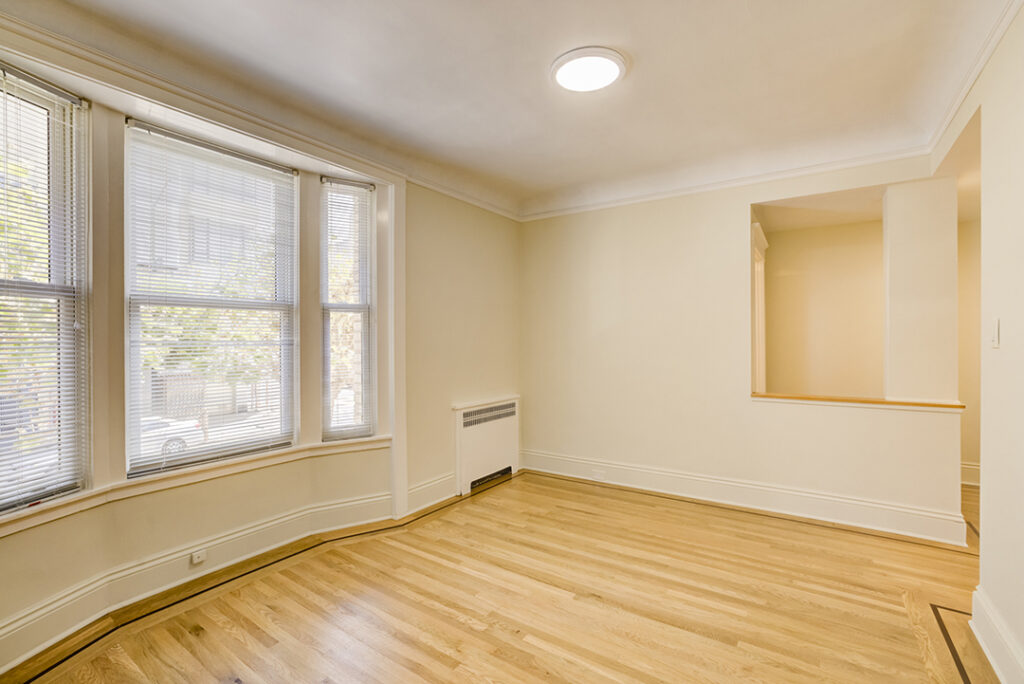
[322,179,374,439]
[125,123,297,476]
[0,69,88,511]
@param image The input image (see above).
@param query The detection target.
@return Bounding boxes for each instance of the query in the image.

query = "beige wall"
[520,153,963,548]
[405,183,521,493]
[958,220,981,484]
[764,221,884,397]
[931,6,1024,676]
[883,178,960,403]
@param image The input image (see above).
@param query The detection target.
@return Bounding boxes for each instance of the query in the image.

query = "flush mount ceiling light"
[552,46,626,92]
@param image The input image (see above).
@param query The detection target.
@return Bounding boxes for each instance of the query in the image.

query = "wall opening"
[752,187,886,398]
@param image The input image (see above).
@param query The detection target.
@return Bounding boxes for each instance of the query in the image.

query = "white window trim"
[123,123,300,476]
[0,39,408,525]
[322,298,376,441]
[0,68,90,511]
[321,178,377,442]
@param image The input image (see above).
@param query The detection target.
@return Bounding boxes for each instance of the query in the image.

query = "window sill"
[751,392,964,412]
[0,434,392,538]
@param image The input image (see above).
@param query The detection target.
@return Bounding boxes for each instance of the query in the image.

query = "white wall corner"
[389,180,409,519]
[971,587,1024,684]
[521,449,966,546]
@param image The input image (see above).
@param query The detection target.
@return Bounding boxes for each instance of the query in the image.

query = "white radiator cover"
[453,397,520,494]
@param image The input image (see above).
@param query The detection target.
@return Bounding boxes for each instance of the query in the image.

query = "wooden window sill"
[751,392,965,410]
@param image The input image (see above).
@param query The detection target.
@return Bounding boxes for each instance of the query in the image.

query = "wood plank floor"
[29,473,996,683]
[962,484,980,553]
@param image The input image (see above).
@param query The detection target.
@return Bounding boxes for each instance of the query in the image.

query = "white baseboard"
[972,587,1024,683]
[408,472,456,512]
[0,491,392,674]
[962,461,981,486]
[522,449,966,545]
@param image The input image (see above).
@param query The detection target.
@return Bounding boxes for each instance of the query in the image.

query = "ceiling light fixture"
[552,46,626,92]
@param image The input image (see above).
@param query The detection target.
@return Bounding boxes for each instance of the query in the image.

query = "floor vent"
[454,397,519,495]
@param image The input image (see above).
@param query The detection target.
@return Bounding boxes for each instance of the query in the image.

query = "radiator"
[453,397,520,494]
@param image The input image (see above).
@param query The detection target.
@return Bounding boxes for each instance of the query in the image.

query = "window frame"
[123,122,300,477]
[0,71,89,511]
[321,177,377,441]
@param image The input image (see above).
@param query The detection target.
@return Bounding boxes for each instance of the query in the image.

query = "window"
[125,122,297,475]
[322,178,375,439]
[0,67,88,511]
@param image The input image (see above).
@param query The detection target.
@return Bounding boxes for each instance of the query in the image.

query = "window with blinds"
[322,178,375,439]
[0,67,88,511]
[125,122,297,476]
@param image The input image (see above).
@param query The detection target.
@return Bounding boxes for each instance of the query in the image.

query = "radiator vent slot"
[471,466,512,490]
[463,402,516,428]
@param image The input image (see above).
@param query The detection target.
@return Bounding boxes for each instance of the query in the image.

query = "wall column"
[751,221,769,393]
[883,177,959,402]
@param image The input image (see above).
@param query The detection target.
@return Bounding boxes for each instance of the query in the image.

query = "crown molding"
[518,144,931,222]
[0,7,524,219]
[0,0,1019,224]
[402,175,520,221]
[927,0,1024,158]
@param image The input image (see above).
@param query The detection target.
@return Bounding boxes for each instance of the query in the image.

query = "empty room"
[0,1,1022,682]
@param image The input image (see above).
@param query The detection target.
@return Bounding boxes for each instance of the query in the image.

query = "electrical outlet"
[190,549,207,565]
[591,468,607,481]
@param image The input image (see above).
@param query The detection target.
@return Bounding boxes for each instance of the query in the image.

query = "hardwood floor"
[26,473,997,683]
[962,484,980,553]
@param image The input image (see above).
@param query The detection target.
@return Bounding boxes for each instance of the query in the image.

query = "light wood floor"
[30,473,995,683]
[962,484,980,553]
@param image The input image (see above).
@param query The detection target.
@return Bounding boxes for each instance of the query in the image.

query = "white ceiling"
[12,0,1020,217]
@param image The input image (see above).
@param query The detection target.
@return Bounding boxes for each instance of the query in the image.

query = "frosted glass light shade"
[552,47,626,92]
